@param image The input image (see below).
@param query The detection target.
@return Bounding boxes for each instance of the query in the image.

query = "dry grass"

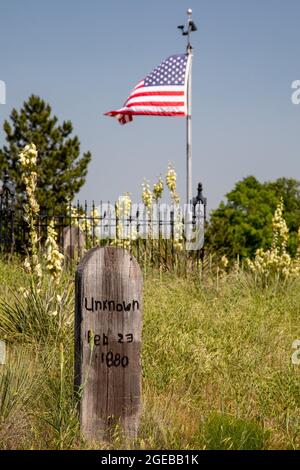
[0,258,300,449]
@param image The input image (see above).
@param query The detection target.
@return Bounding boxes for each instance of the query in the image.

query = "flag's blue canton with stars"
[105,53,190,124]
[144,54,188,87]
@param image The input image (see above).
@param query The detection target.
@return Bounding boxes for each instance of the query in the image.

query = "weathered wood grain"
[75,246,143,442]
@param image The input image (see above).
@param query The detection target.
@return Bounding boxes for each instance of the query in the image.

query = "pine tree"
[0,95,91,210]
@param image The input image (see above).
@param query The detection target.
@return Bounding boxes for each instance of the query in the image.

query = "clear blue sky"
[0,0,299,211]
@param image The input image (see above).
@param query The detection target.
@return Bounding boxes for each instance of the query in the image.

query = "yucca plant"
[0,347,43,449]
[0,276,73,345]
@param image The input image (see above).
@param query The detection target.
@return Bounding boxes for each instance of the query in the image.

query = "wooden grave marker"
[75,246,143,442]
[63,226,85,265]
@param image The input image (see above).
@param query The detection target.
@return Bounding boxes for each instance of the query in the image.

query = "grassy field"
[0,257,300,449]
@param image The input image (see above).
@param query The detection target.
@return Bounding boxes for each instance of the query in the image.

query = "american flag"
[105,53,190,125]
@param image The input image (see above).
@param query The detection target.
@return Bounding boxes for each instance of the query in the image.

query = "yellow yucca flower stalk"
[166,163,182,248]
[70,205,80,221]
[172,191,180,204]
[271,198,288,253]
[44,220,64,283]
[217,254,229,278]
[142,179,152,209]
[90,206,100,222]
[166,162,177,193]
[116,193,131,218]
[165,163,182,249]
[19,143,41,282]
[166,162,181,204]
[172,205,183,251]
[153,176,164,201]
[141,179,154,242]
[220,255,229,269]
[247,199,300,281]
[68,204,101,248]
[111,193,135,248]
[89,206,100,246]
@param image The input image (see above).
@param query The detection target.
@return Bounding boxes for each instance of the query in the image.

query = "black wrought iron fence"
[0,175,207,272]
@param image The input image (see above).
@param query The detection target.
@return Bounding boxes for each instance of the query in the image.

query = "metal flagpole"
[186,18,193,205]
[178,9,197,204]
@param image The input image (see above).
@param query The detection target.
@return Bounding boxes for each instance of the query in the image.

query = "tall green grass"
[0,258,299,449]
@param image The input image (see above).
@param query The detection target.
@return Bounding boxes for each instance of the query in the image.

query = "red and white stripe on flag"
[105,53,191,125]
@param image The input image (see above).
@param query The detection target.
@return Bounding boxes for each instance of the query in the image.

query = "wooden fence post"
[75,246,143,442]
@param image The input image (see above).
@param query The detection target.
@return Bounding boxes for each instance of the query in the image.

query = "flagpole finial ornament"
[177,9,197,51]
